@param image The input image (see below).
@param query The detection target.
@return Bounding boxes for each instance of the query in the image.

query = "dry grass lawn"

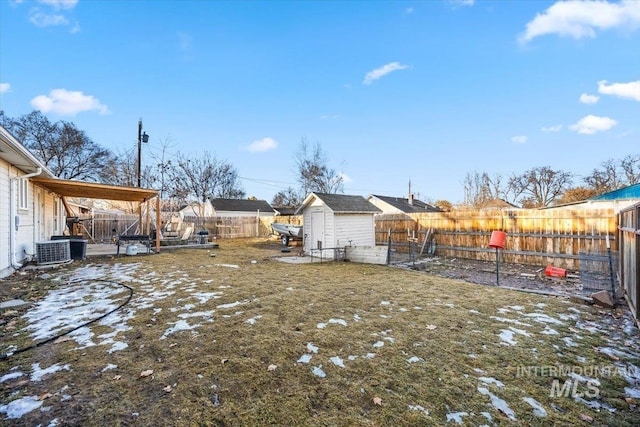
[1,238,639,426]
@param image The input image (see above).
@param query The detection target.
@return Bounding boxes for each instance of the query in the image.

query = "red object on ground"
[545,265,567,278]
[489,231,506,249]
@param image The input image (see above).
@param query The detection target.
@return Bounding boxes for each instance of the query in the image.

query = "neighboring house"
[178,200,215,218]
[210,198,275,218]
[295,193,381,256]
[543,184,640,212]
[367,194,441,214]
[0,126,62,278]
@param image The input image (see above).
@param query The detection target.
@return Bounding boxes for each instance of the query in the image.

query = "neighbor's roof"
[296,193,382,214]
[31,177,158,202]
[273,206,297,216]
[211,198,274,213]
[0,125,54,177]
[369,194,441,213]
[590,183,640,201]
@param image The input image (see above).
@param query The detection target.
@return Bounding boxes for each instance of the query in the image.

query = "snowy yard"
[1,239,639,426]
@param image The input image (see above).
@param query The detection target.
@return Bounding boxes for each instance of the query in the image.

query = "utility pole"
[137,119,149,188]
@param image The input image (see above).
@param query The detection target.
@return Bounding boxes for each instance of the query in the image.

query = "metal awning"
[31,177,158,202]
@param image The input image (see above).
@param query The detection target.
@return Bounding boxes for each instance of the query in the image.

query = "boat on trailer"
[271,222,303,245]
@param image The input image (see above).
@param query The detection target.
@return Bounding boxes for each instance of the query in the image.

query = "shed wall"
[335,214,376,247]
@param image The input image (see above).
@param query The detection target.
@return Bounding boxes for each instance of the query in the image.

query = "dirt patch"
[407,256,607,297]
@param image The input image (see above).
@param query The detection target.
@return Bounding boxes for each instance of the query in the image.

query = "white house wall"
[1,159,62,278]
[0,158,11,277]
[334,214,376,247]
[367,198,401,215]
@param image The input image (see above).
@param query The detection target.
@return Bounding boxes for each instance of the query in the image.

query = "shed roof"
[296,193,382,214]
[211,198,274,213]
[590,183,640,201]
[369,194,441,213]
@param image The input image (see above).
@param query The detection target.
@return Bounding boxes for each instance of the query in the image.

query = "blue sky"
[1,0,639,204]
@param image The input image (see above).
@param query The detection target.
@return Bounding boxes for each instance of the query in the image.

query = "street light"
[137,119,149,188]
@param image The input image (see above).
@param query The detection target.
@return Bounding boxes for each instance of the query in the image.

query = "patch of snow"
[477,387,516,420]
[523,397,547,417]
[330,356,345,368]
[160,320,201,340]
[479,377,505,388]
[47,418,60,426]
[101,364,117,372]
[499,330,518,346]
[569,372,600,387]
[497,308,510,314]
[108,342,128,353]
[408,404,429,416]
[297,354,312,364]
[353,314,361,322]
[31,363,70,382]
[407,356,423,363]
[468,354,477,359]
[445,412,469,424]
[568,307,582,314]
[473,368,485,375]
[535,303,547,308]
[598,347,636,360]
[217,300,248,310]
[509,305,525,311]
[373,341,384,348]
[574,396,617,412]
[562,337,579,348]
[509,327,531,337]
[192,292,223,304]
[179,311,215,319]
[522,313,565,326]
[364,353,376,359]
[380,301,391,306]
[307,342,319,353]
[480,411,492,422]
[348,355,358,361]
[215,263,239,269]
[540,327,559,335]
[246,315,262,325]
[0,395,43,419]
[625,387,640,398]
[0,372,24,383]
[312,365,326,378]
[444,303,455,308]
[468,309,481,314]
[318,318,347,329]
[414,306,422,310]
[489,316,532,327]
[0,299,27,309]
[576,356,586,363]
[379,314,391,319]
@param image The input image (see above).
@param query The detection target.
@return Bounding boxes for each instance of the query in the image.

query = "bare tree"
[620,154,640,185]
[509,166,573,207]
[583,159,624,193]
[271,186,303,207]
[3,110,113,181]
[166,151,245,204]
[462,171,508,207]
[296,139,344,195]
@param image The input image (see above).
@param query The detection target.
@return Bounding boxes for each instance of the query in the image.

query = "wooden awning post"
[145,199,151,239]
[155,195,161,253]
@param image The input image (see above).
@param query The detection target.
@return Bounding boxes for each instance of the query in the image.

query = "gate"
[619,202,640,324]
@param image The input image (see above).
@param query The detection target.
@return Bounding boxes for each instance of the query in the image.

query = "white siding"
[367,197,402,215]
[334,214,376,247]
[0,159,11,277]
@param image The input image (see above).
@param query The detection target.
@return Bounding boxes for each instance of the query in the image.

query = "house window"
[18,179,29,210]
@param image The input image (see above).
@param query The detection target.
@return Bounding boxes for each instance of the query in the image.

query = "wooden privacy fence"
[375,208,617,272]
[183,216,273,239]
[77,213,139,243]
[619,203,640,323]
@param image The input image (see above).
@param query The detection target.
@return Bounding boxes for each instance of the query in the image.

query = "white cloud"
[363,62,409,85]
[244,137,278,153]
[37,0,78,9]
[31,89,110,116]
[519,0,640,43]
[451,0,475,6]
[598,80,640,101]
[0,83,10,94]
[569,114,617,134]
[579,93,599,104]
[340,172,352,184]
[511,135,528,144]
[29,10,68,27]
[541,124,562,132]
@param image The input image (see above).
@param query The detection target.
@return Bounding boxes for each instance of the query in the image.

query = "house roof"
[590,183,640,201]
[296,193,382,214]
[273,206,297,216]
[211,198,274,213]
[0,126,54,177]
[369,194,441,213]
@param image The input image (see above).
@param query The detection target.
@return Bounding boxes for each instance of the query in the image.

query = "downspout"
[10,167,43,269]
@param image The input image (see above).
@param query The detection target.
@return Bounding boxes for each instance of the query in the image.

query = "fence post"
[386,228,391,265]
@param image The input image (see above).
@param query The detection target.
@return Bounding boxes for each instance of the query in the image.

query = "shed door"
[310,210,324,250]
